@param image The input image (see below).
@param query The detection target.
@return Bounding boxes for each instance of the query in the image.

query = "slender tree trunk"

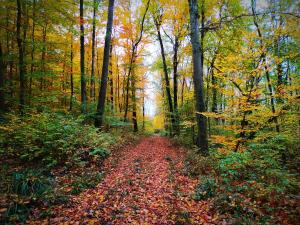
[95,0,115,127]
[123,0,150,122]
[90,0,97,102]
[40,25,47,90]
[181,77,185,106]
[109,44,114,112]
[173,37,179,134]
[29,0,35,106]
[155,20,175,135]
[211,52,218,121]
[188,0,209,155]
[61,62,66,107]
[0,43,4,111]
[80,0,87,112]
[70,34,74,111]
[142,91,145,130]
[276,36,283,104]
[116,54,121,112]
[17,0,25,115]
[131,69,138,132]
[124,47,135,120]
[251,0,279,132]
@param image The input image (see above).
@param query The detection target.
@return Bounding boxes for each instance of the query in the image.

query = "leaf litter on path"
[28,136,218,225]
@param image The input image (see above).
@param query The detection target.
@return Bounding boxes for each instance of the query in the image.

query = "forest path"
[31,136,216,224]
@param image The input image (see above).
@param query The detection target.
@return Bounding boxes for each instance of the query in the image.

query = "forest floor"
[29,136,220,225]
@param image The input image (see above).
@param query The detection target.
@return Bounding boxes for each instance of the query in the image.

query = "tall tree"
[0,43,4,111]
[123,0,150,123]
[70,33,74,111]
[95,0,115,127]
[80,0,87,112]
[153,13,175,135]
[16,0,26,115]
[28,0,36,105]
[90,0,98,102]
[188,0,209,155]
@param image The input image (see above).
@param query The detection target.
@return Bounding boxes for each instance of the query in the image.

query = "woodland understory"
[0,0,299,224]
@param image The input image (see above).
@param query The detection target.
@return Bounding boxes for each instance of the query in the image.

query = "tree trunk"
[123,47,135,121]
[90,0,97,102]
[80,0,87,113]
[40,25,47,90]
[17,0,25,115]
[188,0,209,155]
[123,0,150,122]
[109,44,114,112]
[154,19,175,135]
[29,0,35,106]
[131,69,138,132]
[0,43,4,111]
[142,91,145,130]
[95,0,115,127]
[70,34,74,111]
[251,0,279,132]
[173,37,179,135]
[181,77,185,106]
[116,54,121,112]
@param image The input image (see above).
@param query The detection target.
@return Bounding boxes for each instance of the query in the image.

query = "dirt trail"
[30,136,216,224]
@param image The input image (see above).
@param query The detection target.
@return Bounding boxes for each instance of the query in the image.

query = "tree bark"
[131,68,138,132]
[123,0,150,122]
[173,37,179,135]
[109,44,114,112]
[188,0,209,155]
[70,34,74,111]
[90,0,97,102]
[29,0,35,106]
[17,0,26,115]
[154,19,175,135]
[95,0,115,127]
[0,43,4,111]
[251,0,279,132]
[40,24,47,90]
[80,0,87,112]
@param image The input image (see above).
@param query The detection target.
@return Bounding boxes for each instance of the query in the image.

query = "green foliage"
[2,169,55,223]
[193,176,216,201]
[11,169,53,198]
[186,133,299,224]
[0,112,117,167]
[70,171,104,195]
[89,148,111,158]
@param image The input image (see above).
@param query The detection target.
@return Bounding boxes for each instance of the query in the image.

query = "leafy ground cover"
[0,112,138,224]
[27,136,219,224]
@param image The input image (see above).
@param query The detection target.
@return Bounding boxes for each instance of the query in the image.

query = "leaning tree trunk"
[188,0,209,155]
[95,0,115,128]
[155,20,175,135]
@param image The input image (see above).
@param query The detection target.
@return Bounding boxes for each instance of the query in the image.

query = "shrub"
[11,169,54,198]
[89,148,111,159]
[70,171,104,194]
[0,113,117,167]
[193,176,217,201]
[2,169,55,223]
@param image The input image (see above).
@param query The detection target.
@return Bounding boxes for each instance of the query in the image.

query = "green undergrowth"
[179,133,300,224]
[0,112,139,224]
